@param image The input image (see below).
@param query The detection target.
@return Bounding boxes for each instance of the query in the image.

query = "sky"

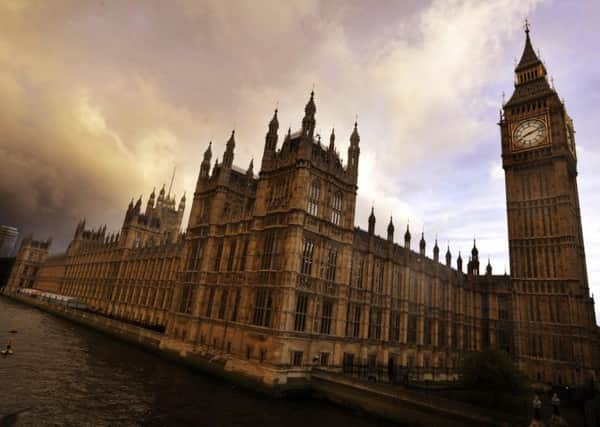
[1,1,600,313]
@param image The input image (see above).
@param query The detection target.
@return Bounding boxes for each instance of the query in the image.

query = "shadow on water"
[0,298,400,426]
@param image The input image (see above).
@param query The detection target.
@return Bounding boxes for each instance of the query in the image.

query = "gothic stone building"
[6,235,52,291]
[17,28,599,387]
[12,188,187,330]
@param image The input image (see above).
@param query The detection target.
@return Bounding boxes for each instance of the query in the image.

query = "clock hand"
[521,129,539,139]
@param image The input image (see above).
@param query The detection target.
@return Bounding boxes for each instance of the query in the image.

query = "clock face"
[513,119,547,149]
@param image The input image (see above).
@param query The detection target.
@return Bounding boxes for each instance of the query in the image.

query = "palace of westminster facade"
[7,28,598,386]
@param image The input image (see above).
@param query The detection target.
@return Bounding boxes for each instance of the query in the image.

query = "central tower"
[500,24,598,384]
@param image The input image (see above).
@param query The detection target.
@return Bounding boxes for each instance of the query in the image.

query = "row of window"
[293,293,334,334]
[523,295,562,323]
[300,239,338,282]
[349,255,496,316]
[308,181,343,226]
[290,293,482,349]
[186,237,250,273]
[523,334,573,361]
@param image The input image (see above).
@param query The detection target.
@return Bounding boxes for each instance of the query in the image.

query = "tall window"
[205,287,215,317]
[300,239,314,276]
[374,261,384,294]
[325,247,337,282]
[238,239,249,271]
[294,293,309,332]
[252,288,273,327]
[320,299,333,335]
[407,310,417,344]
[261,232,276,270]
[368,308,382,340]
[439,320,447,347]
[331,192,342,225]
[214,241,223,271]
[345,304,361,338]
[178,284,195,314]
[389,311,400,342]
[187,240,201,271]
[452,320,459,349]
[230,289,241,322]
[424,317,432,345]
[218,289,228,319]
[351,256,364,289]
[409,275,418,303]
[426,282,433,306]
[499,295,510,320]
[308,180,320,216]
[227,240,237,271]
[291,351,303,366]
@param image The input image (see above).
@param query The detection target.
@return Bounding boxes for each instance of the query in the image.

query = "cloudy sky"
[2,1,600,311]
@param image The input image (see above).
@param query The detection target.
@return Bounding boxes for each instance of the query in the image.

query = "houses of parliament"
[6,27,598,388]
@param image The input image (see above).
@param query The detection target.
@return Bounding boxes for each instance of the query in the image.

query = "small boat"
[8,330,17,334]
[1,349,13,356]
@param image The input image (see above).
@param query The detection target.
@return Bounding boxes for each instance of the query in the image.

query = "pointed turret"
[247,158,254,178]
[419,232,426,256]
[329,128,335,152]
[445,245,452,267]
[263,109,279,166]
[301,91,316,140]
[469,239,480,276]
[223,130,235,168]
[486,258,492,276]
[368,206,376,235]
[269,108,279,132]
[200,142,212,179]
[347,120,360,179]
[146,187,156,215]
[387,216,394,242]
[158,185,166,205]
[179,193,186,211]
[404,224,411,249]
[433,237,439,262]
[471,239,479,260]
[350,120,360,146]
[134,195,142,212]
[457,251,463,273]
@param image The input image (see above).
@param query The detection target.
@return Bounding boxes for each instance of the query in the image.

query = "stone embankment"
[4,293,527,427]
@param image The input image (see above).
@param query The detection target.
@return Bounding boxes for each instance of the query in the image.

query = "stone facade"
[165,99,518,385]
[500,26,598,386]
[35,254,67,294]
[28,190,186,330]
[5,235,51,291]
[11,28,599,387]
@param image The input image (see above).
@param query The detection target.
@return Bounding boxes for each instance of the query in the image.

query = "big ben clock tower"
[500,23,598,385]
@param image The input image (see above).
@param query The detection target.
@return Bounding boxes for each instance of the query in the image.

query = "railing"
[339,363,460,386]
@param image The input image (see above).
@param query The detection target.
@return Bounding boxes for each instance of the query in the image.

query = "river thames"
[0,297,398,426]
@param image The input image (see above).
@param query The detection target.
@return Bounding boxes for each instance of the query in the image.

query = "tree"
[459,348,529,394]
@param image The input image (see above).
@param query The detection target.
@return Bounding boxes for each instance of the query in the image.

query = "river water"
[0,297,395,426]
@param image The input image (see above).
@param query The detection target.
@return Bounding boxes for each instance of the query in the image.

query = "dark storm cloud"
[0,0,547,255]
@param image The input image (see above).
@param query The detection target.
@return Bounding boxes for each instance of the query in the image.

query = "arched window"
[308,180,320,216]
[331,191,342,225]
[300,239,314,276]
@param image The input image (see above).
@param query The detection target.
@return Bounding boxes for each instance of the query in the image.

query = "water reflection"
[0,298,396,426]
